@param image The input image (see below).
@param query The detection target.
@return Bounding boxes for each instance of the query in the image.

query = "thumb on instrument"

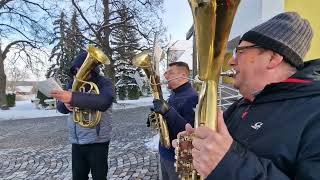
[185,123,194,134]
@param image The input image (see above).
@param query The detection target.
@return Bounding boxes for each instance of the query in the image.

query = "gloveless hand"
[192,110,233,178]
[50,90,72,104]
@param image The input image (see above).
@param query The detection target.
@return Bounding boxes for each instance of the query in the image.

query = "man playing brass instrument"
[151,61,198,180]
[174,12,320,179]
[51,52,114,180]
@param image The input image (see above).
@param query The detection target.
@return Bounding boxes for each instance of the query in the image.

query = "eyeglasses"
[233,45,262,58]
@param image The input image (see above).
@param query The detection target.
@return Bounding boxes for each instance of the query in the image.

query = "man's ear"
[267,52,284,69]
[183,72,189,78]
[182,68,190,77]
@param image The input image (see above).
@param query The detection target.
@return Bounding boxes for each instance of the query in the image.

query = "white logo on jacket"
[251,122,263,130]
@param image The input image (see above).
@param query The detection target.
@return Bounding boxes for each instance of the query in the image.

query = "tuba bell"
[175,0,240,179]
[132,51,171,148]
[72,45,110,128]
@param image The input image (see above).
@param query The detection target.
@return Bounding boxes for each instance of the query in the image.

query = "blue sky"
[163,0,193,41]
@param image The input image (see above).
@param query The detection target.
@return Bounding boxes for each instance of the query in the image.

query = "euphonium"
[72,45,110,128]
[132,51,171,148]
[175,0,240,179]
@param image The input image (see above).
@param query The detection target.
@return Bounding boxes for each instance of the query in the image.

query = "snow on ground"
[0,96,162,121]
[0,94,169,150]
[0,100,66,121]
[144,133,160,151]
[112,96,154,110]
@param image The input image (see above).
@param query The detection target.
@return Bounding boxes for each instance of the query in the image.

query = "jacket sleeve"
[294,114,320,180]
[56,83,72,114]
[56,100,71,114]
[206,99,290,180]
[163,95,198,137]
[207,103,320,180]
[205,141,291,180]
[70,77,114,111]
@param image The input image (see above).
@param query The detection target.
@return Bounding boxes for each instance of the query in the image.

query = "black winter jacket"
[159,82,198,161]
[207,59,320,180]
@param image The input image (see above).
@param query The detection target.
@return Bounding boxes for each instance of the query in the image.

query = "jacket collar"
[238,59,320,104]
[172,82,191,93]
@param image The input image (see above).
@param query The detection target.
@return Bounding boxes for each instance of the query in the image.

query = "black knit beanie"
[240,12,313,69]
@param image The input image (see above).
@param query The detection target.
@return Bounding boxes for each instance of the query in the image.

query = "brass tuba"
[72,45,110,128]
[132,51,171,148]
[175,0,240,179]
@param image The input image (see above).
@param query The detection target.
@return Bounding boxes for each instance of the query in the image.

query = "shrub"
[6,93,16,107]
[36,90,52,108]
[128,86,140,100]
[118,86,126,100]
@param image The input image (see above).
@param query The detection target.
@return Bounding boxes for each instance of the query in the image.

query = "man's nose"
[228,56,237,66]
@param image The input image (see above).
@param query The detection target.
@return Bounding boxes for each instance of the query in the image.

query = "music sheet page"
[36,77,63,97]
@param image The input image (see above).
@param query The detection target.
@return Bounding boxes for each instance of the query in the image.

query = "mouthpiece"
[221,69,236,77]
[161,76,185,85]
[161,80,169,85]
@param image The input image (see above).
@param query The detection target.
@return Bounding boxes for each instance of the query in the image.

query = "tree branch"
[3,40,36,59]
[71,0,99,38]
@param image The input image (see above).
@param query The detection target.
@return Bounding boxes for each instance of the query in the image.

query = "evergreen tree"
[112,6,142,100]
[65,11,85,68]
[46,11,69,85]
[47,11,85,87]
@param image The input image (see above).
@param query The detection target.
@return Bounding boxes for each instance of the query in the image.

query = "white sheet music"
[36,77,63,97]
[153,38,164,76]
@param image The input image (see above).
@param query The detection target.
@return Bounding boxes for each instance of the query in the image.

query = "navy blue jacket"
[159,82,198,161]
[56,52,114,144]
[57,77,113,113]
[207,59,320,180]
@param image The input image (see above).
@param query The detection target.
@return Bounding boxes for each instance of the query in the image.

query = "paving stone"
[0,106,162,179]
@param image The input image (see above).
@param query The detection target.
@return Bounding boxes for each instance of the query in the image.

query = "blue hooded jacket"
[56,51,114,144]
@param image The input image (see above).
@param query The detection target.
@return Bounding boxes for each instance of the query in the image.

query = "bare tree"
[0,0,56,106]
[70,0,166,97]
[5,61,30,93]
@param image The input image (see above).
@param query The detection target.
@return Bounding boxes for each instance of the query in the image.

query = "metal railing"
[218,79,242,110]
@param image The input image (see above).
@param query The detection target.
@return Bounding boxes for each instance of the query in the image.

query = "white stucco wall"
[171,0,286,69]
[229,0,284,40]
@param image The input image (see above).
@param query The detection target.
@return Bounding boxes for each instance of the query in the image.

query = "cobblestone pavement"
[0,106,160,180]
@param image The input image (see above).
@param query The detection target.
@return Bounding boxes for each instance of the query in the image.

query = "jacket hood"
[294,58,320,80]
[70,51,101,77]
[254,59,320,104]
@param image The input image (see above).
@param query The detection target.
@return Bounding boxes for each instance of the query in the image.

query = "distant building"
[6,81,37,100]
[167,40,193,69]
[15,86,35,96]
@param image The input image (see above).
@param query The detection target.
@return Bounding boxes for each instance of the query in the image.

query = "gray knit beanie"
[240,12,313,69]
